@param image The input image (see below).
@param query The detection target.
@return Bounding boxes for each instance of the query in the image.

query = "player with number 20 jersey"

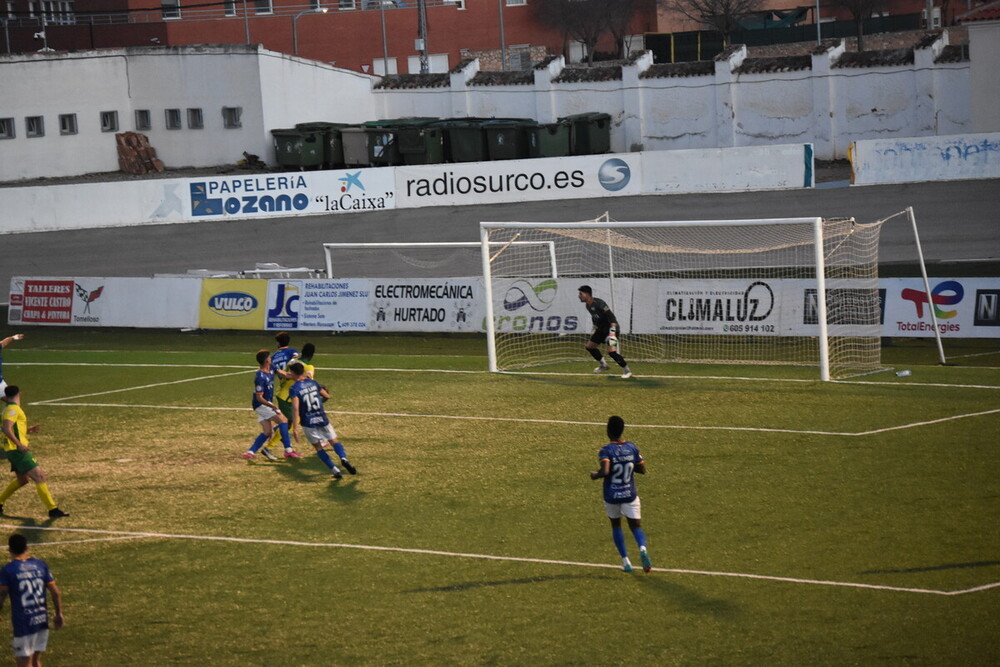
[598,440,643,504]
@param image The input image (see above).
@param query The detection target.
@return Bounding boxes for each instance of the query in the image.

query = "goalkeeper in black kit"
[578,285,633,379]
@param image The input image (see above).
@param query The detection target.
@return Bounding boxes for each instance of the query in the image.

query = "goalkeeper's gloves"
[607,330,618,348]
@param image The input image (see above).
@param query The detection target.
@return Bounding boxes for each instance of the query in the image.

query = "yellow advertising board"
[199,279,267,330]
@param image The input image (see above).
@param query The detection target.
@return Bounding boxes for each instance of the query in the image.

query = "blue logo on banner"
[267,283,300,329]
[208,292,258,317]
[598,158,631,192]
[190,179,310,217]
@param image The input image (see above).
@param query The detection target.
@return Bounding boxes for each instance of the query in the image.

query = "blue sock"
[317,449,337,471]
[612,527,627,558]
[278,423,291,450]
[632,528,647,550]
[333,442,347,461]
[249,433,268,453]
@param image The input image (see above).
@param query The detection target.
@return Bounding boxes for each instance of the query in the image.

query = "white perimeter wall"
[0,45,379,181]
[126,48,266,168]
[0,30,988,181]
[378,40,973,160]
[851,132,1000,184]
[0,51,133,178]
[967,21,1000,133]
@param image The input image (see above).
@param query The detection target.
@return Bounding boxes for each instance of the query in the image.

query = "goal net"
[480,216,887,380]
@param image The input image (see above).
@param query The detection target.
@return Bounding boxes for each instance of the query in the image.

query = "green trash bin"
[436,118,489,163]
[399,123,445,165]
[527,121,571,159]
[340,126,370,167]
[295,122,350,168]
[560,112,612,155]
[271,128,324,170]
[363,120,402,167]
[483,119,535,161]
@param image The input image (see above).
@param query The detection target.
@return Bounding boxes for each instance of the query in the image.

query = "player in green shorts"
[0,386,68,519]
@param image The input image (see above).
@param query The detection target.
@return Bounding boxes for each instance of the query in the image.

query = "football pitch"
[1,329,998,665]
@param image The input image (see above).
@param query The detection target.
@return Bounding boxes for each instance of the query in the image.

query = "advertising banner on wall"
[198,279,268,330]
[882,277,1000,337]
[369,279,482,332]
[185,168,397,221]
[261,279,371,331]
[8,277,200,328]
[490,278,636,336]
[394,153,643,209]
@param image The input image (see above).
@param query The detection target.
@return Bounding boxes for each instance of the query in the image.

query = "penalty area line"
[29,370,252,406]
[1,525,989,597]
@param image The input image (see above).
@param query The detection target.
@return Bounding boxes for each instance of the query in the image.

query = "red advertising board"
[18,280,74,323]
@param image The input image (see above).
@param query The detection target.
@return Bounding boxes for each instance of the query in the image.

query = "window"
[506,0,526,5]
[444,0,465,7]
[135,109,151,131]
[338,0,355,9]
[187,108,204,129]
[162,0,180,19]
[165,108,182,130]
[508,49,532,70]
[222,106,242,129]
[5,0,16,18]
[100,110,118,132]
[224,0,236,15]
[373,57,398,76]
[253,0,271,14]
[0,118,14,139]
[26,116,44,138]
[59,113,77,135]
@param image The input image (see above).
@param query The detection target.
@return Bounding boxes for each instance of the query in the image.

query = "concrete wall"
[0,32,983,181]
[0,51,132,178]
[967,21,1000,132]
[126,47,266,168]
[851,132,1000,184]
[0,45,379,181]
[376,36,971,160]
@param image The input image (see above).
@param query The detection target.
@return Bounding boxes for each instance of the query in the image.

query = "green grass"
[1,330,998,665]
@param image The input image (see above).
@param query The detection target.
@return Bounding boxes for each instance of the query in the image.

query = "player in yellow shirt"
[0,386,68,519]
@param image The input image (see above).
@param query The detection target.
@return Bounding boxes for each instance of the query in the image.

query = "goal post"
[480,216,888,380]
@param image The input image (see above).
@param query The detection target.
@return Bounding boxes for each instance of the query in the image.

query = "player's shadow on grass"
[402,573,609,593]
[0,515,66,539]
[638,577,740,618]
[860,560,1000,574]
[327,478,363,502]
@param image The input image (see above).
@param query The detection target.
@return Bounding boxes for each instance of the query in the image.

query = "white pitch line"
[11,363,249,368]
[29,369,252,405]
[29,401,860,436]
[9,361,999,390]
[24,535,150,547]
[29,401,1000,438]
[852,407,1000,436]
[3,524,992,597]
